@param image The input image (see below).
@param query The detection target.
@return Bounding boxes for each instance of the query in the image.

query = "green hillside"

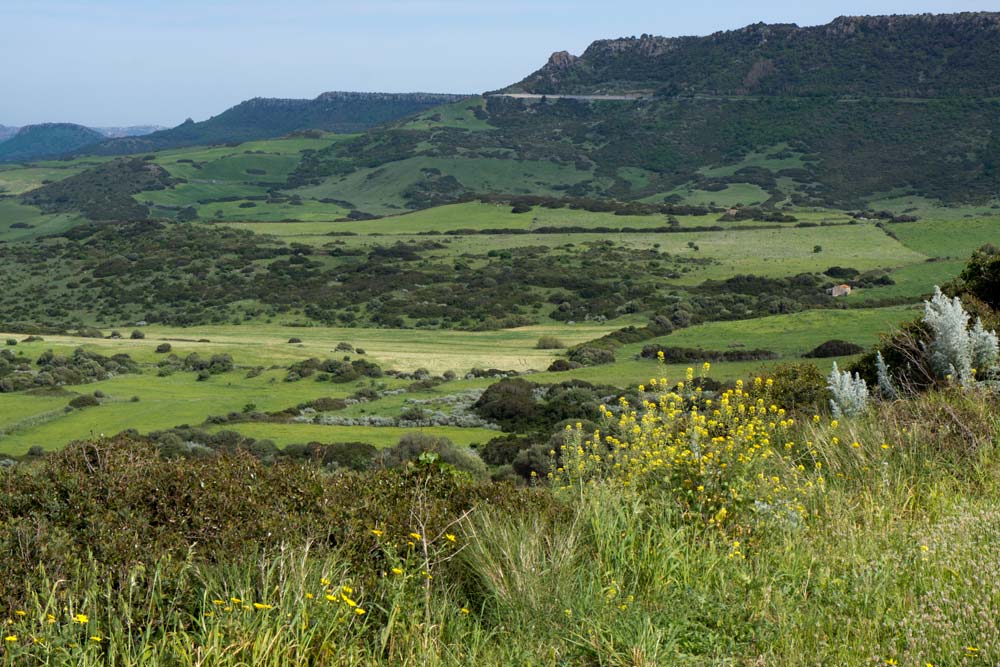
[84,92,472,155]
[0,123,105,163]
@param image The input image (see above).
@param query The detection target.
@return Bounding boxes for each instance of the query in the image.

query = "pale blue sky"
[0,0,992,126]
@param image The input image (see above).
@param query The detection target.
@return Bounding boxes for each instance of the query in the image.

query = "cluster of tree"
[21,157,177,220]
[0,347,138,392]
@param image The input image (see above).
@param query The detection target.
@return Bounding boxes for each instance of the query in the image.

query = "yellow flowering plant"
[554,363,823,533]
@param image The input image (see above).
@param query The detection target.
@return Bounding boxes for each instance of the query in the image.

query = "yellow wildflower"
[391,567,404,575]
[445,533,457,543]
[252,603,273,610]
[90,635,103,643]
[4,636,17,642]
[409,532,422,541]
[354,608,366,616]
[72,613,88,625]
[370,529,384,537]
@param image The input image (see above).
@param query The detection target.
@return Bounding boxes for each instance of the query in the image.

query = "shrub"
[804,339,865,358]
[473,379,538,431]
[567,346,615,366]
[827,362,869,418]
[557,367,818,532]
[547,359,582,372]
[762,362,828,413]
[535,335,565,350]
[130,330,145,340]
[923,287,998,385]
[377,433,487,479]
[155,343,172,353]
[288,337,302,344]
[68,394,100,409]
[4,339,15,346]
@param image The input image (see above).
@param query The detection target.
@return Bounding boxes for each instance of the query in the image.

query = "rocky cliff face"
[507,12,1000,97]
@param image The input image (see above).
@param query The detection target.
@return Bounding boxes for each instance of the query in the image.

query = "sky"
[0,0,994,127]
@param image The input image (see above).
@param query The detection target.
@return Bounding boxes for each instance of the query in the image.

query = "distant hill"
[0,125,19,142]
[289,13,999,209]
[505,12,1000,97]
[84,92,471,155]
[0,123,105,163]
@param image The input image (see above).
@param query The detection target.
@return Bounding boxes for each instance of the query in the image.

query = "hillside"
[84,92,472,155]
[0,123,105,163]
[506,13,1000,97]
[0,125,19,142]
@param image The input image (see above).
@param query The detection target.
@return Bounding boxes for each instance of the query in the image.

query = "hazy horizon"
[1,0,989,127]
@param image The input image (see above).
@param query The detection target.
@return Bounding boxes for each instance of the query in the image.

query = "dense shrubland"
[0,220,872,330]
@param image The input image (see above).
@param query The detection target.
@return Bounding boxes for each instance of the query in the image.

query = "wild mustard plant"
[554,360,822,532]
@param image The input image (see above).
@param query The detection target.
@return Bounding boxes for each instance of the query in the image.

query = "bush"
[762,363,828,413]
[4,339,15,346]
[288,337,302,344]
[567,346,615,366]
[155,343,172,353]
[804,339,865,358]
[547,359,582,372]
[130,330,145,340]
[535,335,565,350]
[377,433,487,479]
[68,394,100,409]
[473,379,538,431]
[827,362,869,418]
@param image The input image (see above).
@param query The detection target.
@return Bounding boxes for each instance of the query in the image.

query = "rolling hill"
[0,123,105,163]
[83,92,472,155]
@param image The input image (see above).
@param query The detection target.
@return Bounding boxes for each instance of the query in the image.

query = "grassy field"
[0,305,919,456]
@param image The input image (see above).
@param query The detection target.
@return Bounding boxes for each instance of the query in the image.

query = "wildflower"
[445,533,457,543]
[90,635,103,643]
[46,615,56,624]
[830,420,839,429]
[212,599,225,605]
[72,613,88,625]
[354,608,365,616]
[342,586,353,595]
[391,567,404,576]
[320,578,331,587]
[885,660,897,666]
[14,611,25,617]
[4,636,17,642]
[230,597,241,604]
[252,603,273,610]
[409,532,422,541]
[966,646,979,654]
[341,595,358,607]
[370,529,383,537]
[305,593,314,600]
[325,595,337,602]
[460,607,470,614]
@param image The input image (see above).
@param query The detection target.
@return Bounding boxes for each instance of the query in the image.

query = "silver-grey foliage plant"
[922,287,999,385]
[875,351,899,400]
[827,361,869,419]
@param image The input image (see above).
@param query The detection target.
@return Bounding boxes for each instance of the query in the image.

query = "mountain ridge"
[83,91,472,156]
[507,12,1000,98]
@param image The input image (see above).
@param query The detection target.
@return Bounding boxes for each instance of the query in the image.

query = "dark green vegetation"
[85,92,471,155]
[0,123,105,163]
[508,13,1000,97]
[21,157,177,220]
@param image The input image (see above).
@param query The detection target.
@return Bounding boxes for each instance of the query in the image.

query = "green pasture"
[292,156,601,215]
[0,199,80,241]
[696,143,807,178]
[204,423,498,448]
[0,164,94,195]
[294,221,927,284]
[634,305,917,358]
[891,216,1000,259]
[0,321,622,373]
[196,198,349,222]
[395,97,493,132]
